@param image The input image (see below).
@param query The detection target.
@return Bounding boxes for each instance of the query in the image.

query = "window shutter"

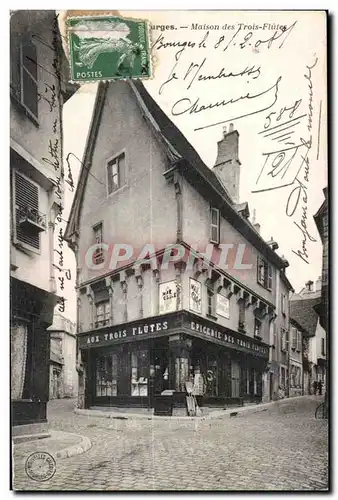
[267,264,273,289]
[14,172,40,249]
[20,41,38,119]
[210,207,219,244]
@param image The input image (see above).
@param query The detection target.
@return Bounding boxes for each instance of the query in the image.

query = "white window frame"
[20,40,38,122]
[93,222,104,265]
[106,150,128,197]
[257,257,273,290]
[12,169,42,254]
[210,207,220,245]
[95,300,110,328]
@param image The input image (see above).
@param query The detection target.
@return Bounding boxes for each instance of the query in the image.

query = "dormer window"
[210,207,220,244]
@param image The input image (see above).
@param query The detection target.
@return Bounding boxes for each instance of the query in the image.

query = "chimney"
[266,237,279,251]
[213,123,241,203]
[316,276,322,292]
[252,209,261,234]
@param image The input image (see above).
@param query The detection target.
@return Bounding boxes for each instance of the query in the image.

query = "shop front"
[78,310,270,409]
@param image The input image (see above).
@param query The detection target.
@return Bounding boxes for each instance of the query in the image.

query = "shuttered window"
[14,172,40,249]
[210,207,220,244]
[20,41,38,120]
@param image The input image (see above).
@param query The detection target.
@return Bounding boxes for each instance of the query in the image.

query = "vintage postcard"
[10,9,328,492]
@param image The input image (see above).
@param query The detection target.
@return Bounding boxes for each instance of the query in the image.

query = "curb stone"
[74,395,318,421]
[54,432,92,459]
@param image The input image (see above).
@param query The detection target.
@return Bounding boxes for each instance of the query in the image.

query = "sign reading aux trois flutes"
[78,312,269,357]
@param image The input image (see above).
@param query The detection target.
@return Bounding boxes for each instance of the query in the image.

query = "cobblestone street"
[13,396,328,491]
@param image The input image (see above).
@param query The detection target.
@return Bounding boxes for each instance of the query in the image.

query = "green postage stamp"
[66,15,152,82]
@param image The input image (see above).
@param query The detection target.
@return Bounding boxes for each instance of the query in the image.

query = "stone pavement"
[12,396,329,491]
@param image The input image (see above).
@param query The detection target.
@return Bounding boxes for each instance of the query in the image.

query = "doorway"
[269,372,274,401]
[231,361,240,398]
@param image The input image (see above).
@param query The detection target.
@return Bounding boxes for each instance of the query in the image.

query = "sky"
[59,10,327,322]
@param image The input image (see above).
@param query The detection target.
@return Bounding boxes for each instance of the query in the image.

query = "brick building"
[65,80,293,411]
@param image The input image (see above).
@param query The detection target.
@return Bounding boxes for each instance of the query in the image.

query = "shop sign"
[189,278,202,314]
[159,280,177,314]
[79,317,174,349]
[189,319,269,357]
[216,293,230,319]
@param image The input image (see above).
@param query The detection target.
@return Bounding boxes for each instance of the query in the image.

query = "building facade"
[314,188,329,399]
[48,313,78,399]
[288,318,304,397]
[65,80,292,410]
[10,11,75,431]
[290,279,326,396]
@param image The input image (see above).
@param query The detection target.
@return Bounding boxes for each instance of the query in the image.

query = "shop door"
[231,361,240,398]
[117,349,130,396]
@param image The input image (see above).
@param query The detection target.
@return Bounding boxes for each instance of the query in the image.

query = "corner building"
[65,80,292,409]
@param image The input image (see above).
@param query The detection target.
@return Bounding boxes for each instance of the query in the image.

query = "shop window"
[107,152,126,195]
[210,206,220,244]
[206,357,218,396]
[131,349,148,396]
[95,300,110,328]
[96,354,117,397]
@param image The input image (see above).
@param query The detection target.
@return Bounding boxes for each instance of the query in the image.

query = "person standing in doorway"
[318,380,323,396]
[313,380,318,395]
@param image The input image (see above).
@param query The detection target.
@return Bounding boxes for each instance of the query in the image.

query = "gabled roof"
[290,297,321,337]
[64,80,290,271]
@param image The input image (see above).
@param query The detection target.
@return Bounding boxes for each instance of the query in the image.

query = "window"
[296,331,302,352]
[210,207,220,244]
[321,338,325,356]
[257,257,273,290]
[291,327,297,350]
[95,301,110,328]
[20,40,38,120]
[254,318,261,338]
[281,328,289,352]
[206,284,216,317]
[131,349,148,396]
[96,354,117,396]
[280,366,286,389]
[238,299,246,331]
[14,171,42,250]
[107,153,126,194]
[93,223,104,264]
[281,293,287,315]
